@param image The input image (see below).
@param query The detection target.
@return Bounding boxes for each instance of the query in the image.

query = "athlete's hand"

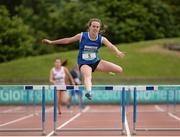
[72,81,76,85]
[50,80,56,85]
[53,81,57,85]
[116,51,125,58]
[42,39,52,44]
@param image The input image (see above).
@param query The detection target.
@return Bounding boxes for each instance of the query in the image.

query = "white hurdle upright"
[51,85,126,135]
[0,85,47,135]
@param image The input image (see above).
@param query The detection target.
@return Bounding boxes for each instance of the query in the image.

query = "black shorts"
[79,60,101,72]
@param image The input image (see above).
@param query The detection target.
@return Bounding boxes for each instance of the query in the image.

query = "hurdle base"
[131,130,136,135]
[0,128,43,132]
[135,127,180,131]
[121,129,126,135]
[42,130,46,136]
[53,131,57,136]
[57,128,123,131]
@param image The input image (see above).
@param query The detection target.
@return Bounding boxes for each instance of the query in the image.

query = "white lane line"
[0,107,53,127]
[0,114,34,127]
[125,112,131,137]
[168,113,180,121]
[154,105,164,112]
[155,105,180,121]
[0,107,22,113]
[46,106,90,137]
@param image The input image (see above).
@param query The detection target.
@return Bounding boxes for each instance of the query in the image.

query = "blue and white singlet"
[77,32,103,65]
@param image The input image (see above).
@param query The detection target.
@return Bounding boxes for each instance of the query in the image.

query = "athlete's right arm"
[42,34,81,45]
[49,69,56,84]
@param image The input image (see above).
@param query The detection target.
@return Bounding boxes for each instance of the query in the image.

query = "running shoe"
[85,92,92,100]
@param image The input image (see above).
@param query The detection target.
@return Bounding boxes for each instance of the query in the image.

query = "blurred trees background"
[0,0,179,62]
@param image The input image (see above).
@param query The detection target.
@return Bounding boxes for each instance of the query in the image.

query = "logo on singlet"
[82,45,97,60]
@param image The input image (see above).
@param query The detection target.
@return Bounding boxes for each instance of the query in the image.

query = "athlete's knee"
[61,100,67,105]
[117,67,123,73]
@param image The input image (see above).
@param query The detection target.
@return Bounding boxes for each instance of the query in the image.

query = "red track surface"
[0,104,180,136]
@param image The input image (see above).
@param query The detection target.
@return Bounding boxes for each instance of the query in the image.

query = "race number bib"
[82,51,96,61]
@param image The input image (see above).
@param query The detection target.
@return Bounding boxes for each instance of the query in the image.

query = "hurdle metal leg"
[132,87,137,135]
[33,89,36,115]
[42,86,46,135]
[121,87,126,134]
[25,89,30,114]
[173,90,176,113]
[53,86,57,135]
[166,90,170,112]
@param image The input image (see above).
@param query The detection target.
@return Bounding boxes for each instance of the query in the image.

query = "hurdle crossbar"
[0,85,46,134]
[49,85,159,91]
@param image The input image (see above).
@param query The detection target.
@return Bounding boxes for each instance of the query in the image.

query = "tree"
[0,6,35,62]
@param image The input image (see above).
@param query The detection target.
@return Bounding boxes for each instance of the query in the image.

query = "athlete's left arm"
[64,67,75,85]
[102,37,125,58]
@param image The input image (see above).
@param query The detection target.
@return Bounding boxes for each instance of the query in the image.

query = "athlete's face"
[89,21,101,35]
[54,59,61,68]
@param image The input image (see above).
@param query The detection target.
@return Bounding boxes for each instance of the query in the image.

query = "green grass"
[0,37,180,84]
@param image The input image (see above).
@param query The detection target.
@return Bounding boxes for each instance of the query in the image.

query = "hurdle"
[0,85,28,114]
[52,85,126,135]
[172,88,180,113]
[0,85,46,134]
[132,85,180,134]
[126,88,178,113]
[158,85,180,113]
[25,86,38,115]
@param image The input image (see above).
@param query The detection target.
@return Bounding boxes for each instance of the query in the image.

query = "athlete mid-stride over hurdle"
[42,18,125,100]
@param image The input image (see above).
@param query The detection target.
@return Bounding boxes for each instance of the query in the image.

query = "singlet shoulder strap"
[79,32,84,43]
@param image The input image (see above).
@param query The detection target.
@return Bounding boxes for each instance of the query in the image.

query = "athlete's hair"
[86,18,105,34]
[61,59,68,66]
[55,59,61,63]
[54,59,68,66]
